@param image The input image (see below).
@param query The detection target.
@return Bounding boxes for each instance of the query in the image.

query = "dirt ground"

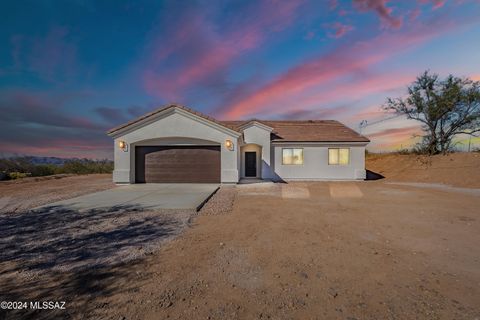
[0,174,114,213]
[366,152,480,188]
[0,155,479,319]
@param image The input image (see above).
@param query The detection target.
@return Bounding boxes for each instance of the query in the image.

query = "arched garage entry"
[134,137,221,183]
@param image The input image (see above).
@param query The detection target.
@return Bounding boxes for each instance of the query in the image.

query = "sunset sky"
[1,0,479,159]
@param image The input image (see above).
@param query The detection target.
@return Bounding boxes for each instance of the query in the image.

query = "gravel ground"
[0,206,193,274]
[199,185,236,215]
[0,204,195,320]
[0,174,199,320]
[0,174,115,214]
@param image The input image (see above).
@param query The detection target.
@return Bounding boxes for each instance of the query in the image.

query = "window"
[282,148,304,165]
[328,148,349,165]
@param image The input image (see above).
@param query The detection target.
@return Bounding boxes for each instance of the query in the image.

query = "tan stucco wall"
[272,143,367,180]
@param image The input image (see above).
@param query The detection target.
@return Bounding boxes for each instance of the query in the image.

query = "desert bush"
[8,172,31,179]
[0,157,113,179]
[397,148,412,155]
[30,164,57,176]
[57,159,114,175]
[0,158,34,174]
[0,172,9,181]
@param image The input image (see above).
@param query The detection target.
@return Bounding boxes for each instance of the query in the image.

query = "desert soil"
[0,154,479,319]
[366,152,480,188]
[0,174,115,214]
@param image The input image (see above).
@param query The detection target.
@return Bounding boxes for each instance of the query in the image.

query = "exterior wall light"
[225,139,234,151]
[118,140,128,151]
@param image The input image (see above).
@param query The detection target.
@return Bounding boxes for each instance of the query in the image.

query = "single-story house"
[107,104,370,184]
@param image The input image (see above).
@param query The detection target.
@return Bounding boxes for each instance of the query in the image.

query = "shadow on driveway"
[0,204,193,319]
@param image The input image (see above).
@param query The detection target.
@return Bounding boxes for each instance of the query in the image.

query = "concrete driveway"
[36,183,219,211]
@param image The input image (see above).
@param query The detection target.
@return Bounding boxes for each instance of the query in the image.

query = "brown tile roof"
[107,105,369,142]
[107,104,240,135]
[222,120,370,142]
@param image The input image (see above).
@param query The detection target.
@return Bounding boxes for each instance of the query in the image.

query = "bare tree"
[384,71,480,154]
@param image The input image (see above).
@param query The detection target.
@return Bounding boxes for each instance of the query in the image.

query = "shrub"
[59,159,114,174]
[0,157,113,180]
[8,172,31,179]
[0,172,9,181]
[30,164,57,176]
[397,148,411,155]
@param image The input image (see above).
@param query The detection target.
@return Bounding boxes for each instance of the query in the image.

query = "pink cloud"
[328,22,354,38]
[265,73,414,119]
[347,104,391,124]
[408,8,422,22]
[352,0,403,28]
[419,0,446,9]
[276,105,352,120]
[2,90,103,131]
[329,0,339,10]
[366,124,423,151]
[0,89,112,159]
[143,1,305,100]
[220,20,454,119]
[367,125,421,139]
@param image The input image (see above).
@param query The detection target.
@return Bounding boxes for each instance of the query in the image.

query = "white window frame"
[328,148,350,165]
[282,148,304,165]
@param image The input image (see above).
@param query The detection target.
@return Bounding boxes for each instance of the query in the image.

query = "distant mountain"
[0,156,111,166]
[25,156,77,166]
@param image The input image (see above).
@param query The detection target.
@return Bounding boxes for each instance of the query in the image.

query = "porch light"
[225,139,234,151]
[118,140,127,150]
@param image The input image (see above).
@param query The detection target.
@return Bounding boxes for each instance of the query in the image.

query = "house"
[107,104,369,184]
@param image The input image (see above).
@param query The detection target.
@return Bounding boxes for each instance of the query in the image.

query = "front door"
[245,152,257,177]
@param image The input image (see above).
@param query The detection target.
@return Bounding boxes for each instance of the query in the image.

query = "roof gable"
[107,104,241,137]
[237,120,273,132]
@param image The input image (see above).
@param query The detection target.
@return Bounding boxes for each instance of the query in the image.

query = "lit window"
[282,148,304,165]
[328,148,349,165]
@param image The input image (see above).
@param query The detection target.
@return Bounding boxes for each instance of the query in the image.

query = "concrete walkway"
[35,183,219,212]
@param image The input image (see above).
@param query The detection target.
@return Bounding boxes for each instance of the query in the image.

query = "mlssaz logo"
[30,301,66,310]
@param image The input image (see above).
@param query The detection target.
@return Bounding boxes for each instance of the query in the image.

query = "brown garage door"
[135,146,220,183]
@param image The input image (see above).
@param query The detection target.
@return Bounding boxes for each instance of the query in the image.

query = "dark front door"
[135,146,220,183]
[245,152,257,177]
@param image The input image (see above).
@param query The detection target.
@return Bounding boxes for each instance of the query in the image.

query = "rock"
[328,287,338,298]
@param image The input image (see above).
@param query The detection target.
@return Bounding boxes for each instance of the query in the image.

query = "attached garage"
[135,146,221,183]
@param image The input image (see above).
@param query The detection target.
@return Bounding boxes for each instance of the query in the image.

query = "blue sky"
[1,0,479,158]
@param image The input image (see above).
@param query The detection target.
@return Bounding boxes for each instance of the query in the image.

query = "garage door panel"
[136,146,220,183]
